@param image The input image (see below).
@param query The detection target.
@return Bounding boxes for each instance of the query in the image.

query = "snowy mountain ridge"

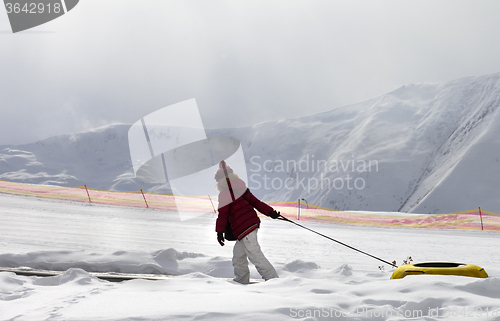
[1,72,500,213]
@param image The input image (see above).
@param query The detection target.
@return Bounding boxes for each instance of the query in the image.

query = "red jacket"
[216,179,273,241]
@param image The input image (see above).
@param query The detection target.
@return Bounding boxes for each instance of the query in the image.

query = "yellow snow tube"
[391,262,488,279]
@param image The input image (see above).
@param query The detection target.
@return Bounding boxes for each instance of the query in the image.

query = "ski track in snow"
[1,193,500,320]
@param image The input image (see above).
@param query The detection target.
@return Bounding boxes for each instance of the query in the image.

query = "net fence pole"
[84,185,92,203]
[208,195,217,213]
[479,207,484,231]
[140,189,149,208]
[297,199,301,220]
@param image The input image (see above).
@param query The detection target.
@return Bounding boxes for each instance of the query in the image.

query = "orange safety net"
[1,179,499,231]
[273,202,500,231]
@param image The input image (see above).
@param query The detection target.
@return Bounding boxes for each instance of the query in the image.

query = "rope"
[278,215,397,267]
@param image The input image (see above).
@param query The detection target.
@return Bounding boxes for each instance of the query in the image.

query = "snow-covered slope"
[1,73,500,213]
[1,193,499,321]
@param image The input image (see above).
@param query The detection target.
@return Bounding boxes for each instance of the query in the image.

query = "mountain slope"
[0,125,134,191]
[397,74,500,213]
[237,73,500,213]
[1,73,500,213]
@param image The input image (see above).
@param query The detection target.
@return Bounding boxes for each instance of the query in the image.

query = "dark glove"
[217,232,225,246]
[269,210,280,219]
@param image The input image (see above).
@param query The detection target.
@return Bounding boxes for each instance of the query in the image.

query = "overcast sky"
[1,0,500,145]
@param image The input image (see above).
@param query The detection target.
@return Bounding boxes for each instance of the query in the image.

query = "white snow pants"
[232,229,279,284]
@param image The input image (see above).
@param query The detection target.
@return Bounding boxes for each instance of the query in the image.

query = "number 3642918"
[5,2,63,14]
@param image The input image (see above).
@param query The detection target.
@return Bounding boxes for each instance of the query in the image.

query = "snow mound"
[455,277,500,298]
[336,263,353,276]
[282,260,320,272]
[0,249,233,278]
[32,268,101,286]
[0,273,30,301]
[153,248,205,262]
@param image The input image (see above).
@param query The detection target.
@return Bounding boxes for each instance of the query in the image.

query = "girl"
[214,160,280,284]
